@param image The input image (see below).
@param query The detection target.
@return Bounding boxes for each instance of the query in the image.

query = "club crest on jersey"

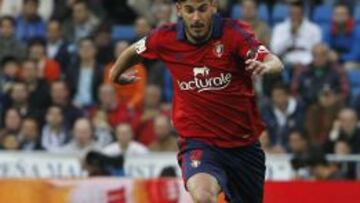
[190,150,203,168]
[213,42,224,58]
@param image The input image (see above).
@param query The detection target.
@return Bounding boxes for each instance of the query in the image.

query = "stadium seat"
[230,4,269,23]
[312,5,333,24]
[347,70,360,98]
[258,3,270,23]
[230,5,242,19]
[354,5,360,25]
[319,23,331,38]
[325,0,336,5]
[272,3,289,25]
[111,25,136,41]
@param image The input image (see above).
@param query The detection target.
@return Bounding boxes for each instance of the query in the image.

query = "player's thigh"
[224,142,266,203]
[177,139,226,202]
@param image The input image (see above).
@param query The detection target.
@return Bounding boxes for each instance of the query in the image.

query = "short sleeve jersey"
[135,14,271,147]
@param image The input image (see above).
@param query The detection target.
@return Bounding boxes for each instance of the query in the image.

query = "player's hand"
[245,59,271,77]
[114,70,139,85]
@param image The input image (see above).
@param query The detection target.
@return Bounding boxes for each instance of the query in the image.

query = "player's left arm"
[245,53,284,77]
[234,21,284,77]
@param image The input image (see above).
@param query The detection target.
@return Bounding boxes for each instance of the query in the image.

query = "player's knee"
[191,189,218,203]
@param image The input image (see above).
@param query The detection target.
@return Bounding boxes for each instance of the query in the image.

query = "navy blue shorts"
[177,139,266,203]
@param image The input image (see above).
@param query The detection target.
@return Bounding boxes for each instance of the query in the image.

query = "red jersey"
[136,15,270,148]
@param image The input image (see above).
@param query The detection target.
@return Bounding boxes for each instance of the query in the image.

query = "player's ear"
[176,3,182,18]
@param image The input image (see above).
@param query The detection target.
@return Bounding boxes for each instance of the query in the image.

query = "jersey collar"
[176,13,223,42]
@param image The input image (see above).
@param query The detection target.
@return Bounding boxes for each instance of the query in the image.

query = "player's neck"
[185,24,213,45]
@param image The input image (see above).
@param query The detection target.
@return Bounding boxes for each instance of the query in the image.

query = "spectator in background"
[21,59,51,110]
[288,129,312,155]
[16,0,46,42]
[133,85,169,146]
[333,140,356,179]
[0,58,18,122]
[50,0,73,24]
[261,83,305,148]
[46,19,70,72]
[18,117,43,150]
[149,115,178,152]
[90,110,113,147]
[0,0,22,18]
[132,17,152,42]
[127,0,155,25]
[0,57,20,95]
[101,0,137,24]
[52,0,105,23]
[291,43,349,105]
[309,156,344,180]
[7,82,38,118]
[0,133,19,150]
[41,106,69,151]
[62,0,100,43]
[93,24,113,66]
[289,129,321,179]
[0,0,54,21]
[50,80,83,128]
[154,2,174,27]
[0,108,22,140]
[91,84,131,129]
[240,0,271,47]
[36,0,54,21]
[102,122,148,156]
[271,1,321,67]
[66,37,103,108]
[325,108,360,154]
[103,41,147,110]
[28,38,61,82]
[334,140,351,155]
[58,118,100,155]
[305,85,343,146]
[324,3,360,69]
[0,16,26,62]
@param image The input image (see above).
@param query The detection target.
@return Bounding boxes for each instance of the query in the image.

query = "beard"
[185,23,211,43]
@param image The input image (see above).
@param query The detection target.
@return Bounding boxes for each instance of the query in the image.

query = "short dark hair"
[241,0,259,7]
[51,80,70,91]
[309,155,329,167]
[289,128,309,142]
[0,56,18,67]
[289,0,304,10]
[74,0,90,9]
[24,0,39,5]
[28,37,47,48]
[271,82,290,94]
[78,36,95,47]
[22,116,39,127]
[334,2,350,11]
[0,16,16,27]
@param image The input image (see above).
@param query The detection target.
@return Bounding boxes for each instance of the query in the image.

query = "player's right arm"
[110,43,142,85]
[110,29,161,85]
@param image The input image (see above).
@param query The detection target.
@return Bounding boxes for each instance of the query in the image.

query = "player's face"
[177,0,216,42]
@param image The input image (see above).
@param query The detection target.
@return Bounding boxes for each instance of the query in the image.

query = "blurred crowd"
[1,0,360,180]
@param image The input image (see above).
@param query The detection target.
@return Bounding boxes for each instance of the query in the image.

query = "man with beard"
[110,0,283,202]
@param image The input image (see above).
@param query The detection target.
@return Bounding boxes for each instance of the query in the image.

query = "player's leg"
[177,139,227,203]
[222,141,266,203]
[186,172,221,203]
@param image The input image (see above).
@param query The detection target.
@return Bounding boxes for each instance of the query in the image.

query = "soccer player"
[110,0,283,202]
